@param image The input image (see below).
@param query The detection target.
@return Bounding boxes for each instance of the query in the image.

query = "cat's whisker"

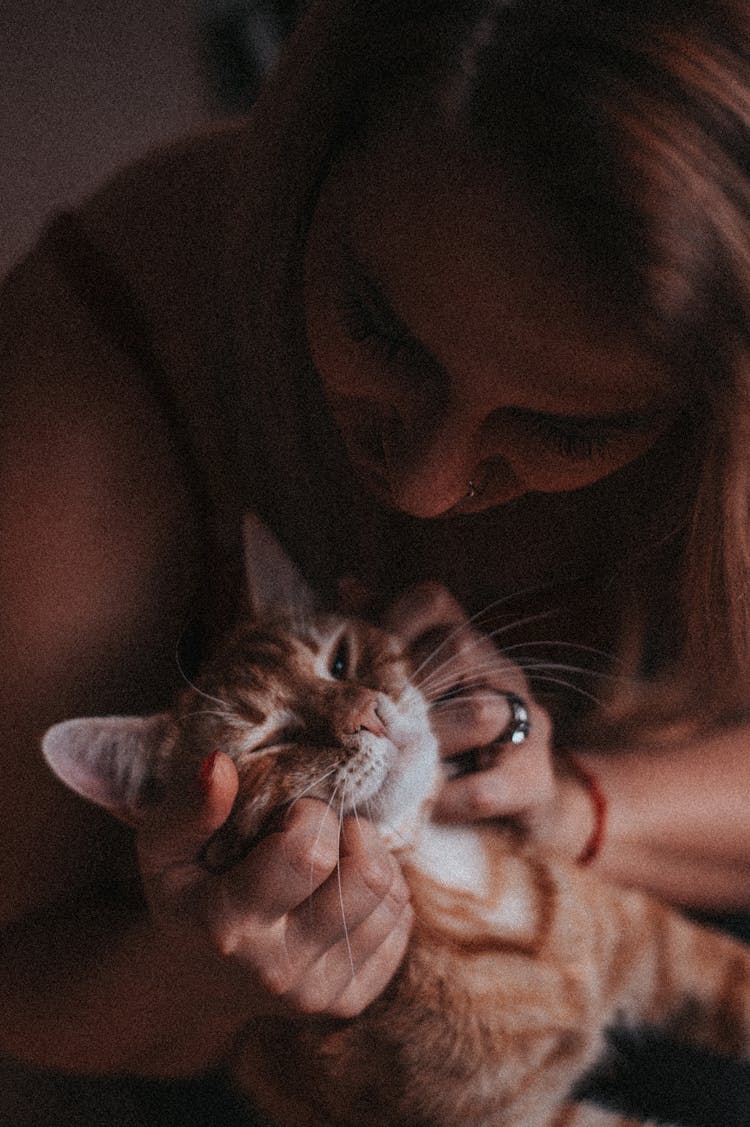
[176,709,235,724]
[524,674,604,707]
[242,742,300,761]
[411,623,534,695]
[286,766,340,815]
[418,651,624,703]
[336,791,356,980]
[351,797,367,836]
[408,596,557,688]
[425,673,606,710]
[412,611,561,695]
[498,638,619,664]
[521,661,625,684]
[419,663,530,698]
[418,656,552,700]
[174,642,229,711]
[286,769,344,913]
[294,776,345,903]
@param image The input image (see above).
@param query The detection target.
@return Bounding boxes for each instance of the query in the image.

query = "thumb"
[138,750,239,874]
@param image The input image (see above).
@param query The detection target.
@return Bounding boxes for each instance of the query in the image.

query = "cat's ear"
[242,512,318,620]
[41,714,167,825]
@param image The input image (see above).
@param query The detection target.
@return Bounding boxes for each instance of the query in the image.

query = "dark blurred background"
[1,1,300,275]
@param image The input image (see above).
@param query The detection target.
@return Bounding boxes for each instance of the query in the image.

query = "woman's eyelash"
[520,412,654,461]
[337,291,422,366]
[336,287,656,463]
[525,417,615,460]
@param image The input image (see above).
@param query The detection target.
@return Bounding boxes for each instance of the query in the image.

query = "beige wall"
[1,0,212,275]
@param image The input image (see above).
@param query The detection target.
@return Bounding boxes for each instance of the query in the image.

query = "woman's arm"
[0,788,410,1077]
[437,714,750,911]
[0,250,411,1078]
[570,732,750,909]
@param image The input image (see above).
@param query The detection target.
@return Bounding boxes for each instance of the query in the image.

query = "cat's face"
[180,609,439,866]
[42,605,439,867]
[41,515,440,864]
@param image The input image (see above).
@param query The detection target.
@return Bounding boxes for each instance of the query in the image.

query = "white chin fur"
[364,692,440,851]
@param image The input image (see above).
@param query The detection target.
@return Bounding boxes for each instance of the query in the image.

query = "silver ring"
[496,690,531,746]
[443,690,531,779]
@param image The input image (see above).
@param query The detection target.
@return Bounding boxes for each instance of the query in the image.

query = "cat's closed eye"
[252,726,304,753]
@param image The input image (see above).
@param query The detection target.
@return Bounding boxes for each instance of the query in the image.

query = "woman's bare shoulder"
[0,242,203,926]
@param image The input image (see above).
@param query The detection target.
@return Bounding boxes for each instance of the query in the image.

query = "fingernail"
[196,750,220,797]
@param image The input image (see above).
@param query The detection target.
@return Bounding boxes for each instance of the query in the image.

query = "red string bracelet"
[560,753,608,866]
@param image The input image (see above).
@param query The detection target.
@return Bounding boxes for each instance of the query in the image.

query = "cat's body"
[42,521,750,1127]
[233,829,750,1127]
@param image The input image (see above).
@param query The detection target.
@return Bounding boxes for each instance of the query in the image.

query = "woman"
[2,0,749,1122]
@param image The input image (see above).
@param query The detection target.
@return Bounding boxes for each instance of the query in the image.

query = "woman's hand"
[137,753,413,1023]
[383,583,556,826]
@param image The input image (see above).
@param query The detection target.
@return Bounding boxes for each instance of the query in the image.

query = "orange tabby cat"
[42,519,750,1127]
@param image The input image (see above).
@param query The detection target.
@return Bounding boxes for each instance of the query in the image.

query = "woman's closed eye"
[334,293,665,464]
[507,406,664,462]
[336,277,444,385]
[331,258,671,468]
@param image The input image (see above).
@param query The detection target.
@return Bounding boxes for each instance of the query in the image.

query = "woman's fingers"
[283,815,410,962]
[290,895,414,1018]
[281,818,413,1013]
[384,582,559,825]
[330,903,413,1018]
[138,751,239,880]
[142,794,413,1018]
[434,720,555,822]
[430,689,521,758]
[222,798,342,924]
[223,812,412,1005]
[135,749,413,1021]
[381,582,467,646]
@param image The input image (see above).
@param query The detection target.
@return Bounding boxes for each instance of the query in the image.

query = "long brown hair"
[347,1,750,716]
[266,0,750,720]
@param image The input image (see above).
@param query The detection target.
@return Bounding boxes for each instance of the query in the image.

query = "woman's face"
[304,125,676,518]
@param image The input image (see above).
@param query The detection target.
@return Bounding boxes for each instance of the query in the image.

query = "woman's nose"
[383,411,477,517]
[385,408,522,517]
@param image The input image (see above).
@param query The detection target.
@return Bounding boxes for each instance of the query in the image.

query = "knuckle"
[206,922,243,960]
[473,694,501,733]
[356,853,395,901]
[464,784,502,821]
[294,982,332,1016]
[328,995,361,1020]
[205,924,236,960]
[453,628,479,663]
[282,824,338,885]
[328,983,372,1019]
[258,959,295,1000]
[410,581,460,617]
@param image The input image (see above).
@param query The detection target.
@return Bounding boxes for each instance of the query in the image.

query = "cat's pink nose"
[351,695,386,738]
